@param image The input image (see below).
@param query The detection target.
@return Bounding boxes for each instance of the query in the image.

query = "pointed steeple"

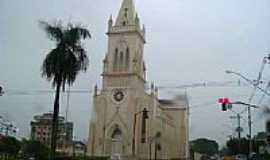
[108,15,113,31]
[115,0,136,26]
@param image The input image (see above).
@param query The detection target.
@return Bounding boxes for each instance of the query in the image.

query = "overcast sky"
[1,0,270,146]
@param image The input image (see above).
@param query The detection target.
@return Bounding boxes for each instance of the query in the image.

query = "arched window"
[112,128,122,141]
[125,48,130,71]
[120,51,124,71]
[113,48,118,71]
[141,108,148,143]
[124,8,128,18]
[111,128,122,158]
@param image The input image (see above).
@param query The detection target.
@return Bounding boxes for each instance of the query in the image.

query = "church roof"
[158,95,189,109]
[115,0,137,26]
[159,99,175,105]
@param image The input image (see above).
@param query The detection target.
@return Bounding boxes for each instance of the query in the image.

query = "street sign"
[235,127,243,132]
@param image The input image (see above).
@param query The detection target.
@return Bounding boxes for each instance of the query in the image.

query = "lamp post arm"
[232,72,254,85]
[230,101,260,109]
[227,71,270,97]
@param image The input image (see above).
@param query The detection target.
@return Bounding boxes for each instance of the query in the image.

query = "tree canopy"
[40,21,91,91]
[21,139,50,160]
[0,136,21,156]
[190,138,219,156]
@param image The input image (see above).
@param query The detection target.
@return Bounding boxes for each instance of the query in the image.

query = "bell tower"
[88,1,190,159]
[102,0,146,90]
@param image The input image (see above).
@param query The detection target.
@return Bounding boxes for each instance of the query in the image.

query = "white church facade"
[87,0,189,159]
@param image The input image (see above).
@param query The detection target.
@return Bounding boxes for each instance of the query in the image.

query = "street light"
[132,108,150,156]
[148,131,161,160]
[225,70,270,96]
[154,132,161,160]
[225,70,268,155]
[231,101,259,109]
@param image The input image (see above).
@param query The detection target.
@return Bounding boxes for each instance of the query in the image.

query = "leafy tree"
[0,136,21,156]
[190,138,219,156]
[226,138,249,155]
[253,132,267,154]
[21,139,50,160]
[226,133,268,156]
[255,132,267,140]
[40,21,91,159]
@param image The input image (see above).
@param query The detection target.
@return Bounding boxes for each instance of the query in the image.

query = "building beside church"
[87,0,189,159]
[30,112,73,149]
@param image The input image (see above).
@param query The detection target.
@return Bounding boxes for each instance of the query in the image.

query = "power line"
[0,80,249,96]
[258,80,270,105]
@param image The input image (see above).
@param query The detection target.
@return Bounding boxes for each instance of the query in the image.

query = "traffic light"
[222,103,227,111]
[218,98,230,111]
[0,86,3,96]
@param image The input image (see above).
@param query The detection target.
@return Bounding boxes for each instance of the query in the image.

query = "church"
[87,0,189,159]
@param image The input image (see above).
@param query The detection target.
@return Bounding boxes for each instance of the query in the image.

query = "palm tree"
[40,21,91,159]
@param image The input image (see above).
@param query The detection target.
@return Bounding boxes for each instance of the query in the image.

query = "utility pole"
[220,99,259,153]
[237,114,241,141]
[226,54,270,155]
[248,105,252,154]
[230,114,243,153]
[229,101,259,154]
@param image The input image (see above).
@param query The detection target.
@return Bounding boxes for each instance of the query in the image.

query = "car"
[249,153,263,160]
[234,154,247,160]
[111,154,121,160]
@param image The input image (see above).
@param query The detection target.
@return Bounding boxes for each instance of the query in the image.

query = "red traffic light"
[218,98,223,103]
[218,98,231,111]
[218,98,230,104]
[0,86,3,96]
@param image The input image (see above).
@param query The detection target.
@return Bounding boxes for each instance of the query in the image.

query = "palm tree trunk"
[50,80,61,160]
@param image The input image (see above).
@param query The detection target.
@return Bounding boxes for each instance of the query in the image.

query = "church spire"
[115,0,136,26]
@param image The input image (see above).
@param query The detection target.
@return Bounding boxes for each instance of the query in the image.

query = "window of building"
[120,51,124,71]
[125,47,130,71]
[113,48,119,71]
[124,8,128,18]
